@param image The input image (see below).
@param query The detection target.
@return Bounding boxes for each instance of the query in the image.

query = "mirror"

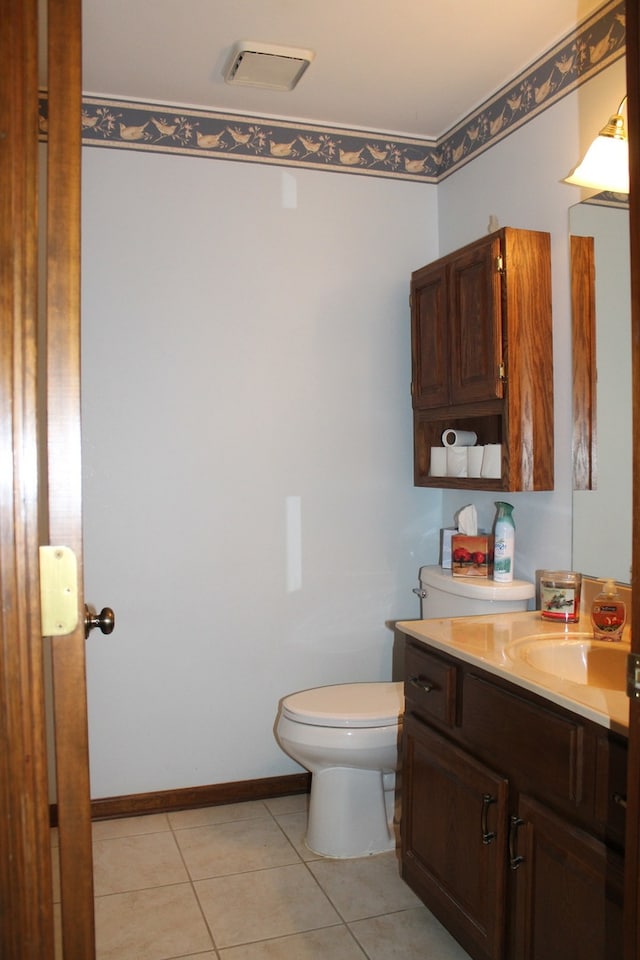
[571,197,631,583]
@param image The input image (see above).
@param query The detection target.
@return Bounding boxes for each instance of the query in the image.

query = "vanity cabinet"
[400,632,625,960]
[410,227,554,491]
[403,714,509,959]
[510,795,624,960]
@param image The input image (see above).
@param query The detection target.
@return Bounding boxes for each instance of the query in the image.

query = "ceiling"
[82,0,605,141]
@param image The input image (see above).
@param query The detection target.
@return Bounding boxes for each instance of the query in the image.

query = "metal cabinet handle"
[408,676,438,693]
[508,815,525,869]
[481,793,497,844]
[613,792,627,809]
[412,586,427,599]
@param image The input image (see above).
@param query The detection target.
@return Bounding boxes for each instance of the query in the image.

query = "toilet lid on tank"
[281,682,404,728]
[419,564,535,600]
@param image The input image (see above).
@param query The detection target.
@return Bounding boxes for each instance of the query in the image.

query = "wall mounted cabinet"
[411,227,554,491]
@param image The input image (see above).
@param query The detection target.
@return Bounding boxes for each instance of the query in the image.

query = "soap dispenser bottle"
[493,501,515,583]
[591,580,626,641]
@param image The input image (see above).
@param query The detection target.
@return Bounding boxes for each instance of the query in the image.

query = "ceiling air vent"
[223,42,315,91]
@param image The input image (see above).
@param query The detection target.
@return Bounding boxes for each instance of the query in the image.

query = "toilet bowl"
[275,682,404,858]
[275,567,534,859]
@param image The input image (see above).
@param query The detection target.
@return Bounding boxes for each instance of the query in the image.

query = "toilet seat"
[281,682,403,728]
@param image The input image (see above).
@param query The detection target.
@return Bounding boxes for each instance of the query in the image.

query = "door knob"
[84,604,115,639]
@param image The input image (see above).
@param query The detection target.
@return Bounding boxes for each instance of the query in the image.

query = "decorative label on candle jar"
[540,571,582,622]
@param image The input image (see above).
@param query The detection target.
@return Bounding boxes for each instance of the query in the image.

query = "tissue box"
[451,535,494,578]
[441,528,489,570]
[440,528,457,569]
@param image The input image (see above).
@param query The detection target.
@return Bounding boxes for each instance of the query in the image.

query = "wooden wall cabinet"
[411,228,554,491]
[400,632,625,960]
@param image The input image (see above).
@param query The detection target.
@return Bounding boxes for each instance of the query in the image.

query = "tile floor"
[52,794,472,960]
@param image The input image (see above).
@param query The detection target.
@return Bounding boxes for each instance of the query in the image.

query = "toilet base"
[305,766,396,858]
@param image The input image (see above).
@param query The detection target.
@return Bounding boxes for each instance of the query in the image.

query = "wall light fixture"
[564,96,629,194]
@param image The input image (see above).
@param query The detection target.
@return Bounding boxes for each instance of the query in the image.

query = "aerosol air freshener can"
[493,501,515,583]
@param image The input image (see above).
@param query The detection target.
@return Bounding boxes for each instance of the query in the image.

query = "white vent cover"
[224,42,315,91]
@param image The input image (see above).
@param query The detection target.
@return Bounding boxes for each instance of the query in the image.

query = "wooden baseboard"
[49,772,310,826]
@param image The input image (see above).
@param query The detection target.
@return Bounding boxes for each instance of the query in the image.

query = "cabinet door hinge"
[498,362,506,382]
[496,254,505,274]
[627,652,640,699]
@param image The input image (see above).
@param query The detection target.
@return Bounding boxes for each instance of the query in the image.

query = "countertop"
[396,610,630,735]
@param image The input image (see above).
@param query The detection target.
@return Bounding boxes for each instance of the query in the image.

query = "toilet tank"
[419,564,534,617]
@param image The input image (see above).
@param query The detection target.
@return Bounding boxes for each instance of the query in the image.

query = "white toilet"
[275,564,535,859]
[277,681,404,858]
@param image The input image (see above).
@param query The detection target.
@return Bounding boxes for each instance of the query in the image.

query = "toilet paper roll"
[467,445,484,478]
[442,429,478,447]
[481,443,502,479]
[430,447,447,476]
[446,446,468,478]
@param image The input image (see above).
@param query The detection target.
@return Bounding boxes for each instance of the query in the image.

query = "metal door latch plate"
[39,545,78,636]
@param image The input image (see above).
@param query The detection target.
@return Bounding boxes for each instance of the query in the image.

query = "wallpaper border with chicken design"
[39,0,625,184]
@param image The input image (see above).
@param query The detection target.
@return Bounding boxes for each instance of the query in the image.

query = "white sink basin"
[506,634,629,691]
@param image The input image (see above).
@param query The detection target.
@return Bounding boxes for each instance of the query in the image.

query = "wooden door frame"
[625,1,640,955]
[0,1,55,956]
[0,1,94,957]
[47,0,95,952]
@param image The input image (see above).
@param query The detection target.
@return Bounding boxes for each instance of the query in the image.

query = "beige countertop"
[396,610,630,735]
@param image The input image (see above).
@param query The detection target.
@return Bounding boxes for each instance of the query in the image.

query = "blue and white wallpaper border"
[39,0,625,183]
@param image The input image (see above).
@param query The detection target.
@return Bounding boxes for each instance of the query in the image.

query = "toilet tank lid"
[281,682,404,727]
[419,564,535,601]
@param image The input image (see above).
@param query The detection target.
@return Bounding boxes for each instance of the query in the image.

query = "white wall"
[436,58,627,585]
[81,152,441,797]
[82,56,627,799]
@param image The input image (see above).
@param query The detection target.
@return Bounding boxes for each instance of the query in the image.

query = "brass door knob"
[84,605,115,639]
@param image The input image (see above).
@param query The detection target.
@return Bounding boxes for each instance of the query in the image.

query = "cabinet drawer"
[462,673,585,804]
[405,643,457,727]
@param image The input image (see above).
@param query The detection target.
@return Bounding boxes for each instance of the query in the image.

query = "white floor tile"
[95,884,213,960]
[175,816,300,880]
[219,924,366,959]
[93,814,170,841]
[349,905,472,959]
[195,862,341,948]
[168,800,270,830]
[93,832,188,896]
[263,794,309,817]
[82,797,472,960]
[307,852,422,922]
[271,810,323,862]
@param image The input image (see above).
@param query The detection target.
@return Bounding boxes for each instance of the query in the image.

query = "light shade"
[564,99,629,194]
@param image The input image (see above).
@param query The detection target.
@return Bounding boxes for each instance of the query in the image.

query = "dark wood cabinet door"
[511,795,624,960]
[409,227,553,491]
[402,714,508,960]
[411,262,449,409]
[448,235,503,404]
